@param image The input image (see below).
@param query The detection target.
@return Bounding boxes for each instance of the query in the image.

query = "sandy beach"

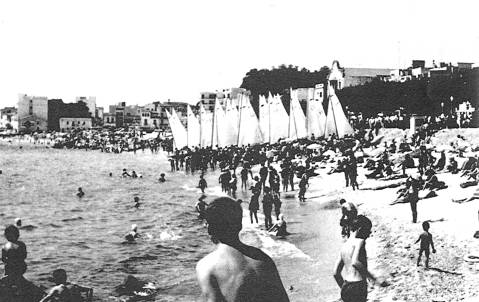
[297,128,479,302]
[2,128,479,301]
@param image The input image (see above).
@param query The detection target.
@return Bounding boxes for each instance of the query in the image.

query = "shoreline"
[2,129,479,301]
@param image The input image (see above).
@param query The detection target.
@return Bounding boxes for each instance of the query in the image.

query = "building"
[48,99,91,131]
[160,101,189,130]
[76,97,96,118]
[140,110,161,130]
[199,91,225,111]
[0,107,18,131]
[328,60,393,93]
[96,107,104,122]
[103,113,116,127]
[59,117,93,132]
[198,88,250,111]
[17,95,49,132]
[17,94,91,132]
[108,102,141,128]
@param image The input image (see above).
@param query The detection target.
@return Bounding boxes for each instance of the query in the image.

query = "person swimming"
[159,173,166,183]
[76,187,84,198]
[122,169,131,178]
[134,197,140,209]
[14,218,36,231]
[39,269,92,302]
[131,171,138,178]
[125,224,140,242]
[195,195,208,220]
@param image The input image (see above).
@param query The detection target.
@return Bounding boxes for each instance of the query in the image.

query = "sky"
[0,0,478,109]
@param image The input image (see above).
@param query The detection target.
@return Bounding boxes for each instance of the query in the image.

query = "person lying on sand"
[452,185,479,203]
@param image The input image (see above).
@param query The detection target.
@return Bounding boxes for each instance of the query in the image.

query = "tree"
[240,65,330,115]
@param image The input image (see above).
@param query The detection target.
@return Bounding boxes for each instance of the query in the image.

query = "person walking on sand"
[196,197,289,302]
[339,199,358,238]
[333,215,388,302]
[415,221,436,268]
[262,187,274,229]
[298,174,308,202]
[249,191,260,224]
[405,174,421,223]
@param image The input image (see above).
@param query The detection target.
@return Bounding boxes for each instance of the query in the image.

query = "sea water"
[0,142,342,301]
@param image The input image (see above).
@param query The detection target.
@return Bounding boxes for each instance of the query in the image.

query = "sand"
[301,128,479,302]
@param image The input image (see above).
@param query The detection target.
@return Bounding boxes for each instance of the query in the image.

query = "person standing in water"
[2,225,27,281]
[196,197,289,302]
[198,174,207,194]
[76,187,85,198]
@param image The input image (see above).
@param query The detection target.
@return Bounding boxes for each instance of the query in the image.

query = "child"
[1,225,27,279]
[39,269,92,302]
[415,221,436,268]
[159,173,166,183]
[198,174,207,193]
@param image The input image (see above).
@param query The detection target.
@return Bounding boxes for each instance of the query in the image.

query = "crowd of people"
[2,111,479,301]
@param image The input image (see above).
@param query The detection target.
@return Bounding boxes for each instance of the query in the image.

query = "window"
[66,121,69,125]
[83,121,85,125]
[29,106,33,115]
[144,119,148,126]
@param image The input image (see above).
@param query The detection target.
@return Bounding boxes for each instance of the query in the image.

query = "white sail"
[288,89,307,140]
[307,97,326,138]
[187,105,200,148]
[225,102,238,146]
[199,104,213,147]
[167,108,188,149]
[324,90,354,138]
[268,94,289,143]
[237,95,263,146]
[259,95,270,143]
[212,98,236,148]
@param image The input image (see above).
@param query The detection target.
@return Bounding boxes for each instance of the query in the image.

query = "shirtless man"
[333,215,387,302]
[39,269,92,302]
[196,197,289,302]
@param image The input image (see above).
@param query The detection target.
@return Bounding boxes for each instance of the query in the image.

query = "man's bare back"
[197,243,289,302]
[337,238,368,283]
[197,197,289,302]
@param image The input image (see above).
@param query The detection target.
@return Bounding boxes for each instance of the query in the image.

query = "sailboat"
[324,89,354,138]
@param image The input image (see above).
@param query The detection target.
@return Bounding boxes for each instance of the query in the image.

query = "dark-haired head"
[4,225,20,242]
[205,197,242,244]
[339,198,346,205]
[52,269,67,284]
[422,221,430,231]
[351,215,372,239]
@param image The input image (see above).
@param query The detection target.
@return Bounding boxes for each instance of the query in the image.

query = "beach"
[1,129,479,301]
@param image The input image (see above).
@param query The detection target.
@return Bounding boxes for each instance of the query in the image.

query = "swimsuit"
[341,280,367,302]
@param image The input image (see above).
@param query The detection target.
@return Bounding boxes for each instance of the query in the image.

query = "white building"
[0,107,18,131]
[59,117,92,132]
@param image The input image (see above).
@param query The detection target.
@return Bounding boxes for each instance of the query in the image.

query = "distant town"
[0,59,477,134]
